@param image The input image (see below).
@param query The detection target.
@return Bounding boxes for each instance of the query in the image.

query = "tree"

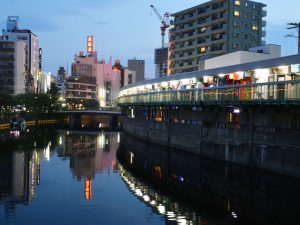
[0,93,16,113]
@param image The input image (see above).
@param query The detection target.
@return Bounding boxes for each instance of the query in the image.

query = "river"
[0,129,300,225]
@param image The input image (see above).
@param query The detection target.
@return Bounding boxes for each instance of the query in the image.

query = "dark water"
[0,129,164,225]
[1,129,300,225]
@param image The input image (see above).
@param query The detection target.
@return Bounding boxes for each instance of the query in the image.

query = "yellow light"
[234,10,240,17]
[200,47,206,53]
[234,0,240,6]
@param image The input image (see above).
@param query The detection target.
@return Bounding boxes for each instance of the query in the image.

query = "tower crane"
[150,5,172,48]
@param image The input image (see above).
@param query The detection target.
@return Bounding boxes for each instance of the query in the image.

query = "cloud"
[21,17,60,32]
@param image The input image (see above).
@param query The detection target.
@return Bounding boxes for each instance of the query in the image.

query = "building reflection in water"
[0,130,120,218]
[57,131,120,200]
[118,133,300,225]
[0,142,53,217]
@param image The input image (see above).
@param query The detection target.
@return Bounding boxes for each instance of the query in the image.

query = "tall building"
[2,16,39,93]
[128,58,145,82]
[154,47,168,77]
[70,51,120,108]
[168,0,267,75]
[0,40,27,95]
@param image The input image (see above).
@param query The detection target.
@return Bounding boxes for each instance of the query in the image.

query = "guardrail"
[118,80,300,106]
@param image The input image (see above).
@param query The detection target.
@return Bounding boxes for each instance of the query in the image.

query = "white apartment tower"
[2,16,39,93]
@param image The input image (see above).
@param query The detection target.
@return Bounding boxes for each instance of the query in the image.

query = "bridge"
[56,110,121,115]
[55,110,122,130]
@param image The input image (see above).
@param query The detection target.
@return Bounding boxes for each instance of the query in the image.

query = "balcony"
[211,2,225,10]
[211,23,226,31]
[211,13,227,22]
[0,55,14,61]
[261,10,267,17]
[0,64,14,69]
[211,44,225,52]
[211,34,227,42]
[198,8,208,15]
[262,20,266,27]
[0,47,14,52]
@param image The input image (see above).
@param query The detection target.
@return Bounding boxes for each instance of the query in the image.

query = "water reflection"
[0,141,52,218]
[119,165,202,225]
[56,131,120,200]
[0,130,121,220]
[118,133,300,225]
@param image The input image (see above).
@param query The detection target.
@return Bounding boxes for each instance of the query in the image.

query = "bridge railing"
[118,80,300,105]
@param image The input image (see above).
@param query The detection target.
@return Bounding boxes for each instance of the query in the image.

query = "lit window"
[234,0,240,6]
[252,25,258,31]
[234,10,240,17]
[200,47,206,53]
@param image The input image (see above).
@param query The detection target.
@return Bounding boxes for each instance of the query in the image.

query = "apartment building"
[168,0,266,75]
[0,40,27,95]
[66,76,97,100]
[2,16,39,93]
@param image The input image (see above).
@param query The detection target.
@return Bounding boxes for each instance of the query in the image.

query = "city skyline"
[0,0,299,78]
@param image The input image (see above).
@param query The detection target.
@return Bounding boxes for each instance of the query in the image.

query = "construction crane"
[150,5,172,48]
[287,22,300,54]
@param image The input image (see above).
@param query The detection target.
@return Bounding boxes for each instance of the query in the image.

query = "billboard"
[87,36,94,53]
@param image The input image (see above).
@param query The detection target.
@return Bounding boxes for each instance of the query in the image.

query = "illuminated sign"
[87,35,94,53]
[85,179,92,200]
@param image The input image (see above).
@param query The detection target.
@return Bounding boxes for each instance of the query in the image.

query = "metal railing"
[118,80,300,105]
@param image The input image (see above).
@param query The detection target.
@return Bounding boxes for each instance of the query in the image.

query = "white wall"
[3,31,39,92]
[14,41,26,95]
[204,45,282,70]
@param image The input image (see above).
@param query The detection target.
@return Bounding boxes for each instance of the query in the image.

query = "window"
[252,35,258,41]
[233,32,240,39]
[252,4,257,9]
[252,14,258,20]
[233,21,240,28]
[234,0,240,6]
[233,43,240,49]
[234,10,240,17]
[200,47,206,53]
[252,25,258,30]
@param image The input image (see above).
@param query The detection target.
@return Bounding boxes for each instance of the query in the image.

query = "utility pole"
[287,22,300,54]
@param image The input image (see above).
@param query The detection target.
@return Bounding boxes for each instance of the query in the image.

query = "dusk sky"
[0,0,299,78]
